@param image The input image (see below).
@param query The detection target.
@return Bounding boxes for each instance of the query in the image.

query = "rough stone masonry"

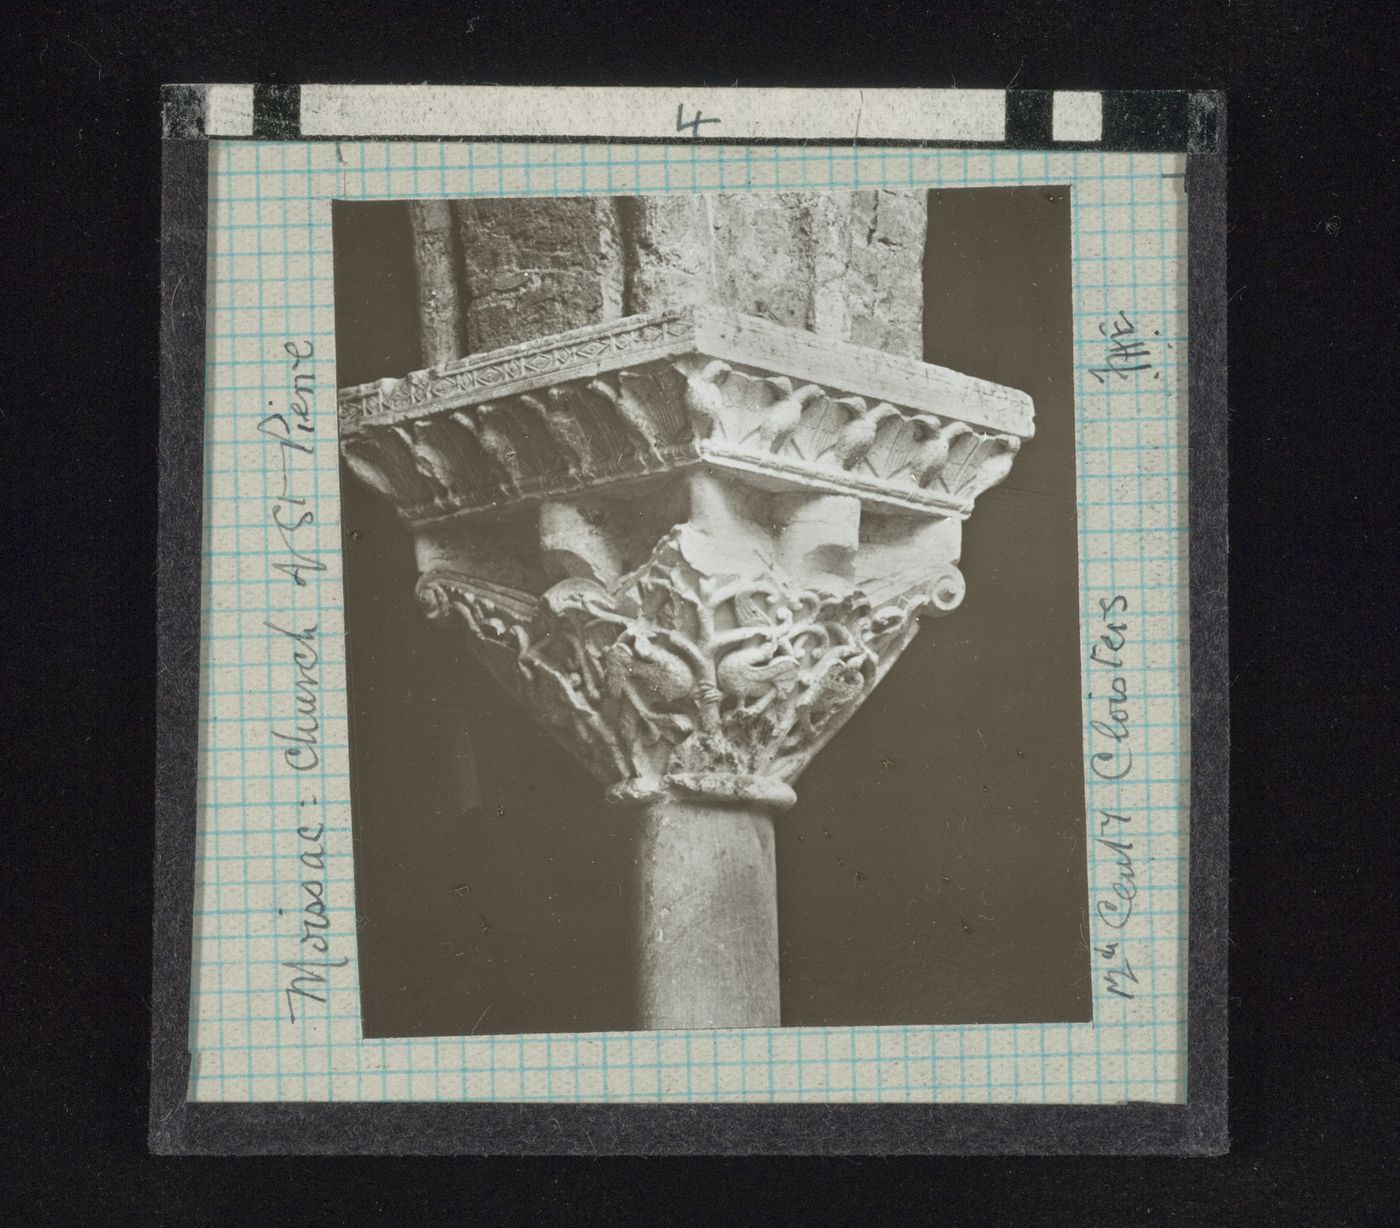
[440,191,927,357]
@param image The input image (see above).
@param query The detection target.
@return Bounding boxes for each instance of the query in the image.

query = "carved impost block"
[339,309,1034,809]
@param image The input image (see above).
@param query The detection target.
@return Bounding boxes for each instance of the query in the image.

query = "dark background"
[9,0,1397,1222]
[334,187,1089,1038]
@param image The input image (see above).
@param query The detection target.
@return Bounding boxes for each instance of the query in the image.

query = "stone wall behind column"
[452,197,626,353]
[441,191,926,358]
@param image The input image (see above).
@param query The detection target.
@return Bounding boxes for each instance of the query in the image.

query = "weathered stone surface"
[440,191,928,358]
[634,800,780,1029]
[708,192,817,331]
[616,194,714,315]
[407,200,465,367]
[712,190,926,358]
[452,197,625,351]
[342,308,1027,809]
[808,190,927,358]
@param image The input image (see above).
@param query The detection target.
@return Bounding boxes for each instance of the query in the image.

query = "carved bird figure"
[471,405,530,487]
[756,379,826,453]
[804,652,870,718]
[829,399,904,470]
[909,416,973,488]
[605,631,697,706]
[544,386,604,471]
[541,576,616,620]
[388,422,454,500]
[449,409,516,492]
[510,390,590,481]
[717,638,801,707]
[682,361,732,440]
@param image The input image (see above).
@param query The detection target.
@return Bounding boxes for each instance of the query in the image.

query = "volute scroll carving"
[416,523,966,807]
[346,306,1031,814]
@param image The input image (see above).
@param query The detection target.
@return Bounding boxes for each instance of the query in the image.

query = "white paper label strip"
[298,85,1007,142]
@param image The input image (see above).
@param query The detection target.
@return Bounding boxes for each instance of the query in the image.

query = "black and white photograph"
[331,186,1088,1038]
[13,0,1399,1207]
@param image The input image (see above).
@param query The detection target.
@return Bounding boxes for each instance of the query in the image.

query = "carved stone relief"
[339,307,1032,810]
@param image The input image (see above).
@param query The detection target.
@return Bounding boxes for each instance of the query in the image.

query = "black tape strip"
[162,85,206,139]
[1102,90,1191,152]
[252,84,300,139]
[151,137,210,1148]
[1188,91,1221,154]
[1005,90,1053,147]
[1183,93,1230,1152]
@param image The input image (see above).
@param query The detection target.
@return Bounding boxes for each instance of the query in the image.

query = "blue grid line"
[187,141,1191,1106]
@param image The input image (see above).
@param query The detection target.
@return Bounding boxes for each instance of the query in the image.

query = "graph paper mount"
[152,91,1228,1155]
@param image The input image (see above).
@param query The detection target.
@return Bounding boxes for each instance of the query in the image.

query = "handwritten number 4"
[676,104,721,137]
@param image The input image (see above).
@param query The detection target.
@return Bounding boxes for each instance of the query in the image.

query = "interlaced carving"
[343,352,1023,525]
[417,526,960,807]
[343,307,1031,811]
[338,314,698,424]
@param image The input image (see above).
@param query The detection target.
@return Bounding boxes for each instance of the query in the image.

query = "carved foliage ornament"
[417,525,963,808]
[340,310,1032,525]
[340,308,1033,808]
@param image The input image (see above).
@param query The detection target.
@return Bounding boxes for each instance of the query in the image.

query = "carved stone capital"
[415,520,963,808]
[339,309,1033,808]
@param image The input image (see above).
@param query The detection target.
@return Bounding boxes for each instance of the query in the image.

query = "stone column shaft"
[635,800,779,1029]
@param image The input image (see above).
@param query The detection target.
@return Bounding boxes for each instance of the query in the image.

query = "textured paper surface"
[299,85,1009,141]
[189,140,1190,1104]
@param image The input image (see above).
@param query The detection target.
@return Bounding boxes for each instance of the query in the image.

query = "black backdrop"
[11,0,1398,1221]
